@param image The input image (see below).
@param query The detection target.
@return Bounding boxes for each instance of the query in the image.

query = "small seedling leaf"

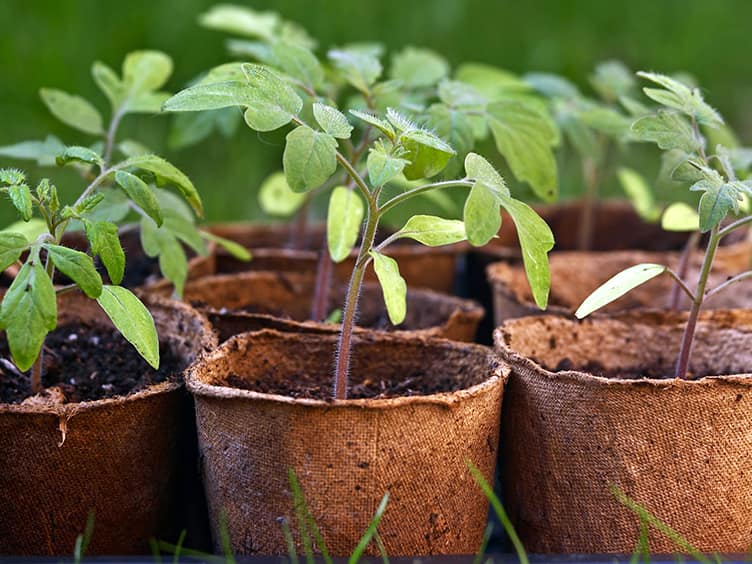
[400,127,455,180]
[328,48,382,93]
[349,110,395,140]
[200,231,252,261]
[370,251,407,325]
[283,126,338,193]
[464,152,510,198]
[0,232,30,272]
[115,170,163,225]
[463,181,501,246]
[163,81,256,112]
[141,217,188,296]
[395,215,466,247]
[92,61,123,109]
[96,285,159,368]
[575,263,667,319]
[0,135,66,166]
[57,146,104,167]
[390,46,448,88]
[258,171,306,216]
[44,244,103,298]
[123,51,173,95]
[313,103,353,139]
[121,154,203,217]
[84,220,125,284]
[327,186,364,263]
[241,63,304,131]
[39,88,104,135]
[617,168,660,222]
[7,184,33,221]
[661,202,700,232]
[631,111,700,154]
[367,142,407,187]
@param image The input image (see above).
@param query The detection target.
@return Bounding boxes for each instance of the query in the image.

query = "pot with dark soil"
[206,222,467,294]
[164,271,483,343]
[187,329,505,555]
[0,291,216,554]
[494,310,752,552]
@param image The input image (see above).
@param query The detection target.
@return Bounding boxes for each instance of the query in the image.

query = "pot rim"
[186,328,506,409]
[0,292,217,416]
[494,308,752,389]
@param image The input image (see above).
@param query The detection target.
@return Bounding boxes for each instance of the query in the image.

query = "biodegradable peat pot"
[0,292,217,555]
[186,330,505,556]
[494,310,752,553]
[487,243,752,325]
[206,222,467,293]
[170,271,483,343]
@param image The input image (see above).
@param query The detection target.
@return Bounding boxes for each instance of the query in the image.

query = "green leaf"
[7,184,33,221]
[121,154,203,217]
[631,111,700,153]
[118,139,151,158]
[96,285,159,369]
[0,232,30,272]
[114,170,162,225]
[369,251,406,325]
[661,202,699,232]
[122,51,173,95]
[141,217,188,296]
[575,264,667,319]
[637,71,723,127]
[44,244,103,298]
[349,109,395,140]
[398,125,456,180]
[163,81,255,112]
[463,181,501,246]
[200,231,252,261]
[367,141,407,187]
[328,48,382,93]
[395,215,466,247]
[168,108,241,150]
[283,125,338,193]
[313,103,353,139]
[590,60,634,102]
[438,80,487,108]
[487,100,559,201]
[92,61,123,109]
[84,220,125,284]
[0,169,25,185]
[617,168,660,222]
[499,195,554,309]
[327,186,364,263]
[579,106,633,139]
[464,152,510,197]
[1,219,47,243]
[126,92,171,114]
[39,88,104,135]
[198,4,279,40]
[390,47,448,89]
[271,41,323,89]
[424,104,475,174]
[0,257,57,371]
[56,146,104,168]
[525,72,580,99]
[161,208,208,256]
[697,182,741,233]
[454,63,530,99]
[0,135,66,166]
[258,171,306,216]
[81,187,130,223]
[241,63,304,131]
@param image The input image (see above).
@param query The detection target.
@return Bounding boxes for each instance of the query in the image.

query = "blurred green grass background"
[1,0,751,226]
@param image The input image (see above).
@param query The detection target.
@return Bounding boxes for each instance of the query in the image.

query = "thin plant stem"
[664,268,696,303]
[102,106,125,169]
[310,241,333,322]
[718,214,752,240]
[333,204,379,399]
[674,225,720,379]
[378,179,473,216]
[577,157,599,251]
[705,270,752,299]
[668,232,700,310]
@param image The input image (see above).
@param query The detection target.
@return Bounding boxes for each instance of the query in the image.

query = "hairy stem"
[333,205,379,399]
[674,225,720,379]
[668,232,700,310]
[577,158,599,251]
[310,241,333,322]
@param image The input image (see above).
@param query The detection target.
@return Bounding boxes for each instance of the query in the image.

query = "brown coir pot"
[494,310,752,553]
[205,222,467,294]
[167,271,483,343]
[186,329,505,556]
[487,242,752,325]
[0,292,217,555]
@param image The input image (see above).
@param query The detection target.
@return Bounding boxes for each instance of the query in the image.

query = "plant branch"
[668,231,699,310]
[705,270,752,299]
[335,151,372,205]
[664,268,696,303]
[718,214,752,240]
[103,106,126,169]
[378,179,474,216]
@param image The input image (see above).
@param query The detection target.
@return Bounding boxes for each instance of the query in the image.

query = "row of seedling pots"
[3,3,752,558]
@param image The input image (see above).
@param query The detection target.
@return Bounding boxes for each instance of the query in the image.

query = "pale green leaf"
[199,5,279,40]
[0,135,66,166]
[118,139,151,158]
[114,170,162,225]
[283,126,338,193]
[454,63,530,99]
[367,141,407,187]
[637,71,723,127]
[328,48,382,93]
[121,154,203,217]
[96,285,159,369]
[390,47,449,88]
[39,88,104,135]
[424,104,475,174]
[56,146,103,167]
[44,244,102,298]
[370,251,406,325]
[631,111,700,153]
[163,81,256,112]
[349,109,395,140]
[575,264,667,319]
[258,171,306,216]
[661,202,699,232]
[698,182,741,232]
[1,219,47,243]
[399,126,456,180]
[7,184,33,221]
[487,100,559,201]
[617,168,660,222]
[200,231,252,261]
[590,60,635,102]
[464,152,510,197]
[161,208,208,256]
[92,61,124,109]
[313,103,353,139]
[84,220,125,284]
[525,72,580,99]
[0,257,57,371]
[395,215,466,247]
[141,216,188,296]
[0,232,30,272]
[271,41,323,88]
[327,186,364,263]
[241,64,304,131]
[122,51,173,95]
[499,195,554,309]
[0,169,25,185]
[463,181,501,246]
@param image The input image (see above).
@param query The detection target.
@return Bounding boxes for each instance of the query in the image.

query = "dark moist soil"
[551,358,736,380]
[0,322,181,404]
[226,368,472,400]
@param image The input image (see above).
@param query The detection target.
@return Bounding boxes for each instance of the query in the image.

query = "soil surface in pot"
[0,322,181,404]
[549,357,737,380]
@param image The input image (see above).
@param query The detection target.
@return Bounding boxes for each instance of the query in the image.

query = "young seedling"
[168,4,560,322]
[575,71,752,379]
[164,53,554,398]
[0,54,209,395]
[0,50,247,296]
